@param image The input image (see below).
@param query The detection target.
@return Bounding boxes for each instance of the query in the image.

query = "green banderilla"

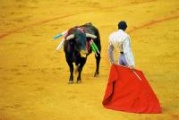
[90,40,100,55]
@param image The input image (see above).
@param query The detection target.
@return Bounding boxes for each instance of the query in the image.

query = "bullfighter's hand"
[129,65,135,70]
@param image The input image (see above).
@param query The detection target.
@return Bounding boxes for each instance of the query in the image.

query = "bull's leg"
[94,52,101,77]
[76,58,86,83]
[67,62,74,84]
[77,65,82,83]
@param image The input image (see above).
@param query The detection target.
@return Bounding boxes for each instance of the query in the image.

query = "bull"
[63,23,101,84]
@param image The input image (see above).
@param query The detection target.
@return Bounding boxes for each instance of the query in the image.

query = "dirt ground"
[0,0,179,120]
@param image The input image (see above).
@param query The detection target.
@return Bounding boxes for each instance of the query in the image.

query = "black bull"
[63,23,101,83]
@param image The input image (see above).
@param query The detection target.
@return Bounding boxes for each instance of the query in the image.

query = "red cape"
[102,65,161,113]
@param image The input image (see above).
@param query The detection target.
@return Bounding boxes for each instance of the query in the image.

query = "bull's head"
[65,28,97,58]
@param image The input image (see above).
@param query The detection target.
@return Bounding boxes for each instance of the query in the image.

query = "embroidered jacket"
[108,29,135,67]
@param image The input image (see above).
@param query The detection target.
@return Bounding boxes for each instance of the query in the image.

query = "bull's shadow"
[63,23,101,84]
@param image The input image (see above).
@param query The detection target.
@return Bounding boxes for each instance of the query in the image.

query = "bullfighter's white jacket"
[108,29,135,67]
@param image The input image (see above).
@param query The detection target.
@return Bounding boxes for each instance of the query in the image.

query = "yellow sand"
[0,0,179,120]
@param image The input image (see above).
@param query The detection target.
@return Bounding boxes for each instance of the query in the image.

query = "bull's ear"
[86,33,97,39]
[66,34,75,40]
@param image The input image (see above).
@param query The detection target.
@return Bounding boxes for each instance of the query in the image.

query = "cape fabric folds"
[102,65,161,114]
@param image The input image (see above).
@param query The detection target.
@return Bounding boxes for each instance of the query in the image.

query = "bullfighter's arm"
[108,44,115,64]
[123,37,135,68]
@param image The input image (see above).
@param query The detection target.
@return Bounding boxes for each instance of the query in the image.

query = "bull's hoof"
[76,80,82,84]
[68,81,74,84]
[94,72,99,77]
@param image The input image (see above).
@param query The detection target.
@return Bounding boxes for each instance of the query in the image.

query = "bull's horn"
[66,34,75,40]
[86,33,97,39]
